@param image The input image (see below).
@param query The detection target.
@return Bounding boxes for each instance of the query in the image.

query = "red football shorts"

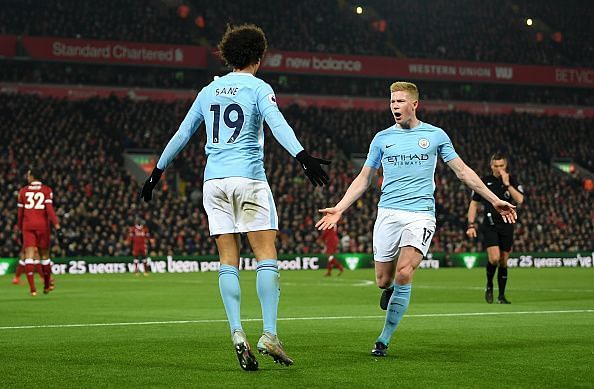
[133,248,147,257]
[324,244,338,255]
[22,229,50,249]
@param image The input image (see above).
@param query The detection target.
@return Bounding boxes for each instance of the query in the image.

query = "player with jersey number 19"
[140,24,330,371]
[316,81,517,358]
[17,167,61,296]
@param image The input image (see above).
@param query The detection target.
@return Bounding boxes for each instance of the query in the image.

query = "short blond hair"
[390,81,419,101]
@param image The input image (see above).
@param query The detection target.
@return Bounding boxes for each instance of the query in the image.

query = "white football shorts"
[373,208,436,262]
[203,177,278,236]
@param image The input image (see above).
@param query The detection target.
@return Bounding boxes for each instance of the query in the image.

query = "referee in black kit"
[466,152,524,304]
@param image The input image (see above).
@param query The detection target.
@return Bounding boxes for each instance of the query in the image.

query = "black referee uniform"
[471,173,523,304]
[472,174,523,251]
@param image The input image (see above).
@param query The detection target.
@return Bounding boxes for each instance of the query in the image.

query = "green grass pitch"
[1,268,592,388]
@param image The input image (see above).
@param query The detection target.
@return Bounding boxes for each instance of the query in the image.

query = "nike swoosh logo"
[385,144,395,149]
[487,182,492,185]
[150,177,153,183]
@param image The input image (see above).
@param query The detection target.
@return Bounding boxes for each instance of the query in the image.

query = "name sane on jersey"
[215,87,240,96]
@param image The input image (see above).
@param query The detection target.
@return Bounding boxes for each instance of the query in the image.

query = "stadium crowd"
[1,93,592,259]
[0,0,197,44]
[363,0,593,66]
[0,0,591,65]
[269,76,594,107]
[3,60,594,108]
[0,60,209,90]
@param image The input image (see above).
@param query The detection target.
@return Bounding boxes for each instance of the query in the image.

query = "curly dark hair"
[218,24,267,69]
[28,166,44,179]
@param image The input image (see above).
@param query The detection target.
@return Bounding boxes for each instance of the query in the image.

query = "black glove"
[140,167,163,202]
[55,229,64,244]
[296,150,331,187]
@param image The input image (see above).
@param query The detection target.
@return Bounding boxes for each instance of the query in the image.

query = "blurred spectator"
[0,93,592,258]
[2,60,593,107]
[0,0,199,44]
[0,0,591,65]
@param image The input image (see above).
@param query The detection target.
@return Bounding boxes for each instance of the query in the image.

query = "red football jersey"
[17,181,58,231]
[129,225,150,253]
[321,226,339,254]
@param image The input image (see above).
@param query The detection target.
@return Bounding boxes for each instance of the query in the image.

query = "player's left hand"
[493,199,517,223]
[140,168,163,202]
[55,228,64,244]
[296,150,331,187]
[316,207,343,230]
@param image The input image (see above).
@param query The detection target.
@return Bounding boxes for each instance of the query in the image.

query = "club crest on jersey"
[418,138,430,149]
[268,93,277,105]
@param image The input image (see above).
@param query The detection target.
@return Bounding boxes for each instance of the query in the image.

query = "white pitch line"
[0,309,592,331]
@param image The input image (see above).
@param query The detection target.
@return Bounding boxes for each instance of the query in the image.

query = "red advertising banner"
[21,37,208,68]
[4,35,593,87]
[261,50,594,88]
[0,35,17,57]
[0,83,196,102]
[3,82,594,118]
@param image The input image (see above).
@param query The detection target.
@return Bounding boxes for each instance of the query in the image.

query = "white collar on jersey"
[30,181,42,185]
[229,72,254,77]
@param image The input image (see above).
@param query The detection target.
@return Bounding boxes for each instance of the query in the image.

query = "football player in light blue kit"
[316,82,516,357]
[140,24,330,370]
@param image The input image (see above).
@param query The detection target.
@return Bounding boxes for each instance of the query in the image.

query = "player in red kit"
[321,225,344,276]
[17,168,61,296]
[129,218,151,276]
[12,195,44,285]
[11,246,27,285]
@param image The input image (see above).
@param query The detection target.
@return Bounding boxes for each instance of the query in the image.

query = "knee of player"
[375,274,393,289]
[488,257,500,265]
[377,279,392,289]
[396,268,414,284]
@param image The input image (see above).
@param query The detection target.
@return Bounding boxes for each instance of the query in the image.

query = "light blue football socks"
[219,264,242,333]
[256,259,280,335]
[377,283,412,345]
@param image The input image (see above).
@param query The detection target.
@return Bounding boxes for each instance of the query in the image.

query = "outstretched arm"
[263,100,330,186]
[447,157,517,223]
[315,166,377,230]
[156,98,204,171]
[141,96,203,202]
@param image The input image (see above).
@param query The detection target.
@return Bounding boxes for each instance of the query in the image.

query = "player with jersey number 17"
[316,81,517,358]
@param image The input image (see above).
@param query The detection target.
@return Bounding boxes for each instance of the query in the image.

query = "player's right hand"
[140,167,163,202]
[315,207,343,230]
[493,199,517,223]
[296,150,331,187]
[466,227,477,238]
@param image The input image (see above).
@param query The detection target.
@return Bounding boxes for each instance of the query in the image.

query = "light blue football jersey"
[157,72,304,182]
[364,121,458,215]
